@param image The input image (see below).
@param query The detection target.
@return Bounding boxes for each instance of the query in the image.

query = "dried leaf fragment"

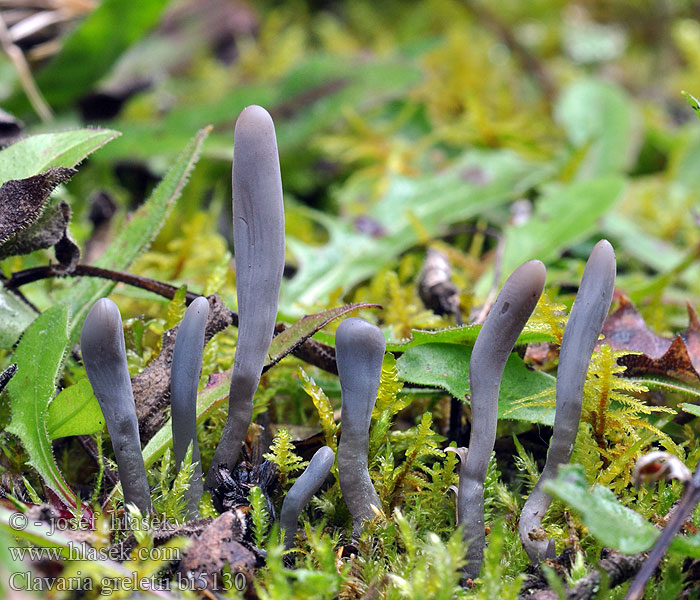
[178,510,256,590]
[0,167,79,272]
[601,296,700,383]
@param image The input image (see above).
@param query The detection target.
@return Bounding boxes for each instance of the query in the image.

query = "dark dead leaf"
[0,109,24,147]
[0,363,17,395]
[601,296,700,383]
[0,167,76,244]
[178,510,256,590]
[0,167,79,272]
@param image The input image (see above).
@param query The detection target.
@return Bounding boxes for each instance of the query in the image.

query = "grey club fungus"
[458,259,546,579]
[170,295,209,518]
[280,445,335,550]
[205,104,285,491]
[519,239,616,563]
[335,317,385,535]
[80,298,151,515]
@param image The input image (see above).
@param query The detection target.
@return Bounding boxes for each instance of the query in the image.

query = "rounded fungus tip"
[81,298,122,349]
[335,317,386,381]
[280,445,335,550]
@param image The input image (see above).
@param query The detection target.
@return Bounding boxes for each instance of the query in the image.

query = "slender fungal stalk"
[280,446,335,549]
[519,240,616,563]
[205,105,285,490]
[336,317,385,535]
[171,296,209,518]
[460,260,546,578]
[81,298,151,515]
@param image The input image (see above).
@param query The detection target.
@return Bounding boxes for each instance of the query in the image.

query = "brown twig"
[625,466,700,600]
[7,264,203,305]
[0,12,52,121]
[521,550,645,600]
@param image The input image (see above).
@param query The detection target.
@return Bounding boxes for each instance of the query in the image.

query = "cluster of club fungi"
[80,104,619,581]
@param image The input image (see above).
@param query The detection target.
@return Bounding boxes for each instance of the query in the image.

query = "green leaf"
[59,126,211,341]
[0,283,37,349]
[47,378,104,440]
[7,0,170,113]
[487,176,625,291]
[6,304,76,506]
[544,464,700,557]
[681,403,700,418]
[384,325,555,353]
[0,129,120,185]
[283,150,552,315]
[555,78,639,178]
[267,302,381,368]
[396,343,555,425]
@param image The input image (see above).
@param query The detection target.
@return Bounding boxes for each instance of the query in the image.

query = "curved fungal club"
[205,105,285,490]
[171,295,209,518]
[335,317,385,535]
[81,298,151,515]
[459,259,546,579]
[280,445,335,550]
[519,239,616,563]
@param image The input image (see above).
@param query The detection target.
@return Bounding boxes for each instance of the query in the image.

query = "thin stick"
[7,264,202,304]
[0,12,52,122]
[625,466,700,600]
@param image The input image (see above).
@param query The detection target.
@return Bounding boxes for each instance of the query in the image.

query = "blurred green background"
[2,0,700,331]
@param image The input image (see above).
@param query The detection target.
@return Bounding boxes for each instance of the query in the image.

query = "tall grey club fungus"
[205,105,285,490]
[81,298,151,515]
[519,239,616,563]
[459,259,546,579]
[280,445,335,550]
[170,295,209,518]
[335,317,385,535]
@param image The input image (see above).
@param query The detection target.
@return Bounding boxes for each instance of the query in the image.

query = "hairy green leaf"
[385,325,555,352]
[58,126,211,341]
[47,378,104,440]
[0,283,36,349]
[267,302,381,368]
[0,129,119,185]
[396,343,555,425]
[6,304,76,506]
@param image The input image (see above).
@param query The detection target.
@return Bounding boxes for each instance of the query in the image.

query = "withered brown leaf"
[601,296,700,383]
[0,167,80,272]
[178,510,256,591]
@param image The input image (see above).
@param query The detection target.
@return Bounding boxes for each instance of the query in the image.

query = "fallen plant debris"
[601,296,700,384]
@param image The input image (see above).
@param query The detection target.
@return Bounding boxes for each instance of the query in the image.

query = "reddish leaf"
[601,296,700,383]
